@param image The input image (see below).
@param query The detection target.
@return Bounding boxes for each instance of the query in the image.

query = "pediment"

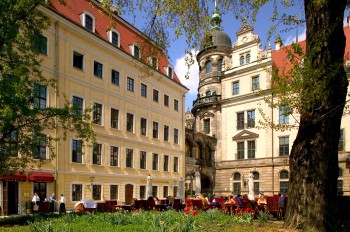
[236,23,254,36]
[232,130,259,141]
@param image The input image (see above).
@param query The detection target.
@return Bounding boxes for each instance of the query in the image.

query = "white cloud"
[284,27,306,45]
[174,50,199,110]
[174,50,199,95]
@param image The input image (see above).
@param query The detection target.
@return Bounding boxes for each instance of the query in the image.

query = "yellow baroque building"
[0,0,188,215]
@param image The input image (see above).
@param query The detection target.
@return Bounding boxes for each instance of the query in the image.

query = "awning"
[0,171,27,182]
[28,172,54,182]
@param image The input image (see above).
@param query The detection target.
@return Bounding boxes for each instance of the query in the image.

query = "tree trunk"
[284,1,348,231]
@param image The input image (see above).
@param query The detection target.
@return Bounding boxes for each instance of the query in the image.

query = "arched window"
[252,171,260,195]
[111,31,119,47]
[206,90,212,96]
[217,59,222,72]
[280,170,289,195]
[133,45,140,59]
[233,172,241,195]
[338,168,343,195]
[246,54,250,64]
[205,60,212,73]
[240,56,244,65]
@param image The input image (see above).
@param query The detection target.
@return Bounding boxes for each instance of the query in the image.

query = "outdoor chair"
[266,196,280,218]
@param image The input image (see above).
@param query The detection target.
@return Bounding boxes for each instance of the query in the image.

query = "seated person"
[257,194,267,211]
[235,194,243,208]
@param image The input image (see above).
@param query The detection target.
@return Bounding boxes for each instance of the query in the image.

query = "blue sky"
[121,3,349,110]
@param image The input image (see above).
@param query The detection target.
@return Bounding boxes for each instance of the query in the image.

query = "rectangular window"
[110,185,118,200]
[237,112,244,130]
[85,14,93,31]
[279,106,289,124]
[127,77,134,92]
[72,96,83,118]
[72,184,82,201]
[174,128,179,144]
[203,119,210,134]
[174,157,179,172]
[164,125,169,141]
[93,143,102,165]
[280,182,289,195]
[72,139,82,163]
[110,108,119,129]
[338,129,344,151]
[34,84,47,109]
[252,76,260,91]
[173,186,178,198]
[126,113,134,133]
[247,141,255,159]
[126,148,133,168]
[152,153,158,170]
[237,141,244,159]
[93,103,102,125]
[94,61,103,78]
[73,51,84,70]
[153,121,159,139]
[164,95,169,107]
[92,185,101,201]
[133,45,140,59]
[279,136,289,156]
[110,146,119,166]
[164,155,169,171]
[140,151,147,169]
[5,131,18,157]
[247,110,255,128]
[153,89,159,102]
[141,83,147,97]
[152,186,158,198]
[33,32,47,55]
[34,136,46,159]
[163,186,169,198]
[139,186,146,199]
[168,67,173,79]
[140,117,147,136]
[254,182,260,195]
[233,81,239,95]
[174,99,179,111]
[233,183,241,195]
[111,69,120,85]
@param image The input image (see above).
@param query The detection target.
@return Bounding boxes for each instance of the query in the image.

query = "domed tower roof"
[199,1,231,52]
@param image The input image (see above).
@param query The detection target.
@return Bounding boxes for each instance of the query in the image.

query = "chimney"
[275,37,283,50]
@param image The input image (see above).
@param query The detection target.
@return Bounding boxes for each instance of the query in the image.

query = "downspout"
[54,21,59,199]
[271,93,275,195]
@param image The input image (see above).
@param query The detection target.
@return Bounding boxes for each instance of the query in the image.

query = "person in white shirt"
[32,192,40,211]
[59,194,66,214]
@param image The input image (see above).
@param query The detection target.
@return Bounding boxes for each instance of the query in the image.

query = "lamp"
[89,175,95,191]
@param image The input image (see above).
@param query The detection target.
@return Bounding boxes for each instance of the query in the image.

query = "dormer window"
[240,55,244,65]
[80,11,96,32]
[133,45,140,59]
[205,60,212,73]
[108,30,120,47]
[246,54,251,64]
[149,56,158,70]
[166,66,173,79]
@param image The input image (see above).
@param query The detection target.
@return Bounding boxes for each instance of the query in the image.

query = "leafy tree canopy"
[0,0,94,174]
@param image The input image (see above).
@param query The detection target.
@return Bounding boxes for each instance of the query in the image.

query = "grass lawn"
[0,209,297,232]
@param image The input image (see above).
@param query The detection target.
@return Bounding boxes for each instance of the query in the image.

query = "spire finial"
[210,0,222,30]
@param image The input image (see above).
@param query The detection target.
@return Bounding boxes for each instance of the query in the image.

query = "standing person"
[59,194,66,214]
[32,192,40,212]
[48,193,55,213]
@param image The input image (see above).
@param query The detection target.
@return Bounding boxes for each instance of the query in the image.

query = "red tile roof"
[272,26,350,76]
[48,0,184,86]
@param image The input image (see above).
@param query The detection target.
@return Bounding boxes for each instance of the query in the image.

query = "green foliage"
[0,0,94,173]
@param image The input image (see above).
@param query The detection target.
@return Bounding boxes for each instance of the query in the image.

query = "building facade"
[186,7,350,198]
[0,0,188,215]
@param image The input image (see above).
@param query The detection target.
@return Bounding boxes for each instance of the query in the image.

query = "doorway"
[33,182,47,202]
[124,184,133,205]
[2,181,19,215]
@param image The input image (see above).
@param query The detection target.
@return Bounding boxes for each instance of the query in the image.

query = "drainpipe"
[54,21,59,200]
[271,93,275,195]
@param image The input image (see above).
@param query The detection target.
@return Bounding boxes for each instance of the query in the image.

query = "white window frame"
[110,145,119,167]
[71,182,85,202]
[107,29,120,47]
[33,133,49,160]
[165,65,174,79]
[92,101,104,126]
[92,142,103,165]
[130,43,141,59]
[109,184,119,200]
[80,11,96,32]
[110,106,120,129]
[126,112,135,133]
[71,138,84,164]
[148,56,159,70]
